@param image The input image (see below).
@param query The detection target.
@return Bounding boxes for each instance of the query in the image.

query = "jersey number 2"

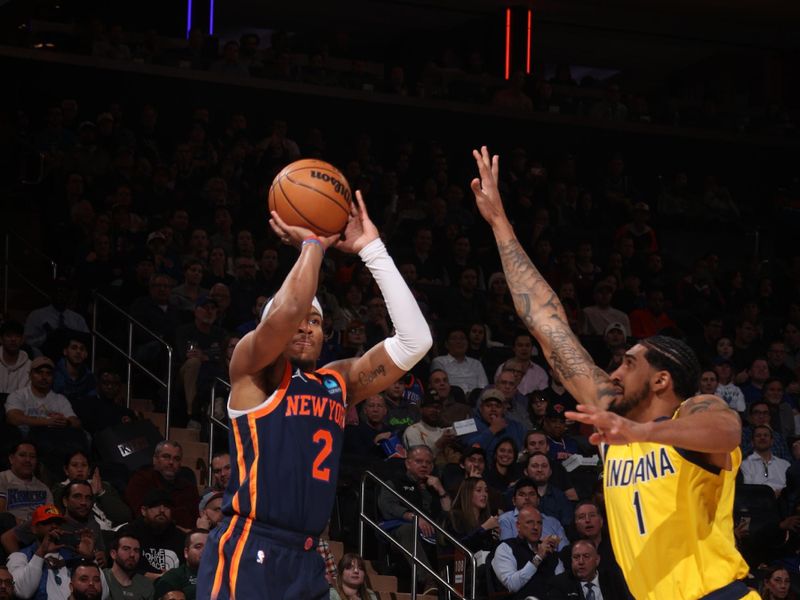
[312,429,333,482]
[632,490,647,535]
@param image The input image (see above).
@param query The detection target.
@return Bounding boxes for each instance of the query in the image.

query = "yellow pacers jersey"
[603,428,750,600]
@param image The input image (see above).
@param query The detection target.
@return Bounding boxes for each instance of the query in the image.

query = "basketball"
[268,159,352,237]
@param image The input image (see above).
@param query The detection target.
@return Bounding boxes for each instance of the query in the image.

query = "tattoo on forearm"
[688,400,713,414]
[357,364,386,387]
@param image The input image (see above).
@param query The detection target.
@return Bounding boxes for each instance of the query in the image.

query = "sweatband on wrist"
[359,238,432,371]
[302,237,324,253]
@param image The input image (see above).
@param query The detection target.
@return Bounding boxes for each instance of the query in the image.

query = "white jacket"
[0,348,30,394]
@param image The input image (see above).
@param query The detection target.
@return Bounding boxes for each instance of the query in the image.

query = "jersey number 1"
[312,429,333,482]
[632,490,647,535]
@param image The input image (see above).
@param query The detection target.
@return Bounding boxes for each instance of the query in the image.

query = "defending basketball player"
[470,146,758,600]
[197,191,432,599]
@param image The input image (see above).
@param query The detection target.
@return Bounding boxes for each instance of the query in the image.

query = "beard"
[608,381,650,416]
[71,588,101,600]
[290,357,316,372]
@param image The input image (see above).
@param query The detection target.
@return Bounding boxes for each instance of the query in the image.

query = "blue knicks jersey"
[223,362,347,536]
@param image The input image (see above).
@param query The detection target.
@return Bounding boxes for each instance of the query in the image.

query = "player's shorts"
[196,516,327,600]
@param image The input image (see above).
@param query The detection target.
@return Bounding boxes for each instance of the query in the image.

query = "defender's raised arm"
[470,146,618,409]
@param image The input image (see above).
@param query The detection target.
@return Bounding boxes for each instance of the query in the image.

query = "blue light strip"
[186,0,193,38]
[209,0,215,34]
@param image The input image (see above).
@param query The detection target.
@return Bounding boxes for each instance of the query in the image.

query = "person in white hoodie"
[0,321,30,395]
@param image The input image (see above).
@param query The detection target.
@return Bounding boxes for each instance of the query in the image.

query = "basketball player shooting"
[470,146,758,600]
[197,191,432,600]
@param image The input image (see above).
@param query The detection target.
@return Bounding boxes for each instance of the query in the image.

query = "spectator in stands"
[629,288,675,339]
[0,565,15,600]
[235,295,267,337]
[484,438,522,494]
[713,357,746,413]
[763,378,796,441]
[68,560,105,600]
[403,390,453,460]
[203,246,234,289]
[153,529,207,599]
[207,283,237,332]
[129,274,182,343]
[74,368,136,435]
[498,333,549,397]
[586,322,627,370]
[170,260,208,315]
[493,365,531,430]
[462,388,525,459]
[492,71,533,112]
[5,357,87,478]
[733,319,762,372]
[104,531,154,600]
[490,506,562,599]
[255,247,282,298]
[125,441,200,530]
[381,378,418,434]
[498,477,567,547]
[440,266,486,326]
[581,281,631,338]
[741,425,791,496]
[442,447,487,499]
[699,368,719,395]
[7,504,99,600]
[53,451,130,531]
[344,394,394,462]
[446,476,499,556]
[196,492,222,531]
[520,432,578,501]
[524,453,573,527]
[784,323,800,372]
[173,297,227,427]
[548,539,627,600]
[742,401,790,461]
[0,442,52,523]
[431,326,488,395]
[4,480,107,565]
[125,490,185,580]
[767,341,798,389]
[377,445,450,591]
[541,404,579,463]
[52,334,96,404]
[329,553,378,600]
[427,369,469,427]
[23,278,90,357]
[208,453,230,492]
[759,565,793,600]
[558,501,627,592]
[740,357,771,406]
[526,391,548,431]
[0,321,30,395]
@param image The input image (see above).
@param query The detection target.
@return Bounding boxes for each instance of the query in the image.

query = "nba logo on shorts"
[323,378,341,395]
[257,550,265,564]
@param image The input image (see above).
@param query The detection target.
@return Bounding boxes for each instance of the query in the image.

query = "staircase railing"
[359,470,478,599]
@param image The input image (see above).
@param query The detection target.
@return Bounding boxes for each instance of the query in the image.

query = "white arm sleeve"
[359,238,432,371]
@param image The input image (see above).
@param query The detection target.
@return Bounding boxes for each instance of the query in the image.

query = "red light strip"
[526,9,532,74]
[505,8,512,80]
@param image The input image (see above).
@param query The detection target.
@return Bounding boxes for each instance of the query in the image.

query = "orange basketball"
[268,159,352,237]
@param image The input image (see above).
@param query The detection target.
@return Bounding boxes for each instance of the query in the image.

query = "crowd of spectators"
[4,10,798,138]
[1,40,800,597]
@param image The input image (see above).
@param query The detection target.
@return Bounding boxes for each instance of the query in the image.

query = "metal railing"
[208,377,232,483]
[91,293,173,431]
[2,231,58,315]
[359,470,477,600]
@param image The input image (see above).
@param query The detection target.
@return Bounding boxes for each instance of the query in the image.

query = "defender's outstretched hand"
[470,146,508,228]
[269,212,339,250]
[336,190,379,254]
[565,404,649,446]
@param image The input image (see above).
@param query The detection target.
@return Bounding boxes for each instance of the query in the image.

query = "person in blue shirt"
[462,388,525,460]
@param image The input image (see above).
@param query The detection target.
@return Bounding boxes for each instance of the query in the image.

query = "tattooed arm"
[567,395,740,467]
[470,146,617,409]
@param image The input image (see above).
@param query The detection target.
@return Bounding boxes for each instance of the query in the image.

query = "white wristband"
[358,238,432,371]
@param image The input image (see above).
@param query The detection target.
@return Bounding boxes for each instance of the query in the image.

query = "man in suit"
[548,539,625,600]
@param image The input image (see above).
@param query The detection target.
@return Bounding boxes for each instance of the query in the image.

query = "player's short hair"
[640,335,701,400]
